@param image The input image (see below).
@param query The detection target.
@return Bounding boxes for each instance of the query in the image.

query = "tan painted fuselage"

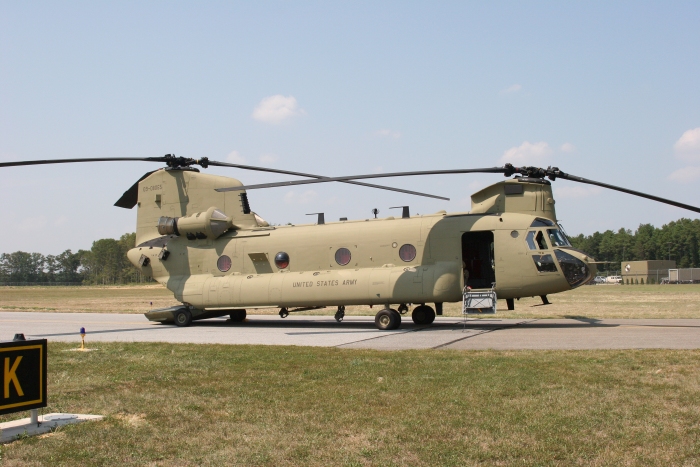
[127,169,596,312]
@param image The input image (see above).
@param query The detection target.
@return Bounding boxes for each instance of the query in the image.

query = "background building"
[621,260,676,284]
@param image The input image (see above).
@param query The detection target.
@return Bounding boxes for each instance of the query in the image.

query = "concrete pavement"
[2,312,699,350]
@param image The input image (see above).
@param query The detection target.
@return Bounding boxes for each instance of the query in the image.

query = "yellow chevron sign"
[0,339,47,415]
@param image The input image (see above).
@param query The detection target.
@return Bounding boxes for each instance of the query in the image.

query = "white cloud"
[553,185,602,199]
[227,150,247,164]
[259,153,278,165]
[500,84,522,95]
[499,141,553,165]
[560,143,576,153]
[252,95,305,124]
[53,215,68,227]
[674,128,700,162]
[375,129,401,139]
[284,190,317,204]
[667,166,700,184]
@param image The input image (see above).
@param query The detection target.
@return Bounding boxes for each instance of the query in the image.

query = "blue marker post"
[80,327,86,350]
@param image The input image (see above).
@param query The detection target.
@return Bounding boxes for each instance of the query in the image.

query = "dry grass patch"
[1,344,699,466]
[2,284,700,319]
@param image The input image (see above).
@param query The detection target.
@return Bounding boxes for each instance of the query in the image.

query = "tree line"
[568,218,700,269]
[0,233,150,285]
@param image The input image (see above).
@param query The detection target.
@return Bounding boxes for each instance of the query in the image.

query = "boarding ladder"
[462,285,497,326]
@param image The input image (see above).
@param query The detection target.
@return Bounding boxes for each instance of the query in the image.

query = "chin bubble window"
[275,252,290,269]
[532,254,558,273]
[335,248,352,266]
[217,255,232,272]
[399,244,417,262]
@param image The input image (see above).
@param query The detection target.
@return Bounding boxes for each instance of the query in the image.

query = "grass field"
[2,284,700,319]
[1,344,699,466]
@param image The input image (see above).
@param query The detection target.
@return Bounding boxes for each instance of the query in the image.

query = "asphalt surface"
[2,312,699,350]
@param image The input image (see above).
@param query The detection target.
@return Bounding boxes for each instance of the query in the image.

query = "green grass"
[2,343,699,466]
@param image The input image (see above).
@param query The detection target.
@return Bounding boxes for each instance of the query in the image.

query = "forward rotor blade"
[206,160,450,200]
[555,171,700,214]
[215,167,506,193]
[0,157,164,168]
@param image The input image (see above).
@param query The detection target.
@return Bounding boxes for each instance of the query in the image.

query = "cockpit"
[525,217,591,287]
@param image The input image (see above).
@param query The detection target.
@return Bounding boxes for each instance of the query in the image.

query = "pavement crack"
[432,319,540,349]
[336,325,430,347]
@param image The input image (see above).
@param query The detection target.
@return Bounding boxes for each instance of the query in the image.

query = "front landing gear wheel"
[375,308,401,330]
[279,308,289,318]
[411,305,436,325]
[174,309,192,327]
[229,309,246,322]
[335,305,346,322]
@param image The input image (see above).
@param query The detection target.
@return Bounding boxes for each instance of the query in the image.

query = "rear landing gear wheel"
[335,305,345,322]
[375,308,401,330]
[174,308,192,327]
[411,305,436,325]
[229,309,246,322]
[279,308,289,318]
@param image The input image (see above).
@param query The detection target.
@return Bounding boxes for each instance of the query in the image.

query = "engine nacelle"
[157,206,233,240]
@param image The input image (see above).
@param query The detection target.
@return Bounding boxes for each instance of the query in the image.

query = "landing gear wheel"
[335,305,345,322]
[375,308,401,330]
[229,309,246,322]
[412,305,436,325]
[279,308,289,318]
[174,308,192,327]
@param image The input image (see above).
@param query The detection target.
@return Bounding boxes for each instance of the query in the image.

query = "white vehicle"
[605,275,622,284]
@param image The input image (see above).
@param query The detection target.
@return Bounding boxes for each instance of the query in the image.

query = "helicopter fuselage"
[128,209,595,311]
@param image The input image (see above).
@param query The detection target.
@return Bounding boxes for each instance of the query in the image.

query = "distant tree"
[570,218,700,268]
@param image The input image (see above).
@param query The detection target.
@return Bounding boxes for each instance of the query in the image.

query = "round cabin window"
[217,255,232,272]
[399,244,417,262]
[275,251,290,269]
[335,248,352,266]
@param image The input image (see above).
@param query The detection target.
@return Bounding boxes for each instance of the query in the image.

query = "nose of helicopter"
[554,248,597,288]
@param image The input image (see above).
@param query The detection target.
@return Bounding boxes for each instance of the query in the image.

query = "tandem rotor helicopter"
[3,155,700,330]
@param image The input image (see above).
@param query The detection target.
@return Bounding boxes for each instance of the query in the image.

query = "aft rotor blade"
[215,167,506,193]
[0,157,164,168]
[206,160,450,200]
[556,171,700,214]
[114,170,159,209]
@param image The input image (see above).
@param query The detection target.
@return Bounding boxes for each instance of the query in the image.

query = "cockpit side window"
[526,231,549,250]
[547,229,571,247]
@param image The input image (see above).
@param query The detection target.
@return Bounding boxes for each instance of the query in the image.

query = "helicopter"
[2,155,699,330]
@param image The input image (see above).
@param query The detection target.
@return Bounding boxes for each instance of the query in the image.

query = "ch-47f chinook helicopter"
[3,155,700,330]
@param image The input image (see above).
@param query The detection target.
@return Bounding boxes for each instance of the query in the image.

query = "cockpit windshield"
[547,229,571,247]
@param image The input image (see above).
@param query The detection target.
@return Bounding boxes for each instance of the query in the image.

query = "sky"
[1,1,699,255]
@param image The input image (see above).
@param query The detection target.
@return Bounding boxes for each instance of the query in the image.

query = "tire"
[229,309,246,322]
[174,309,192,327]
[375,309,401,330]
[423,306,436,324]
[390,309,401,329]
[412,305,436,325]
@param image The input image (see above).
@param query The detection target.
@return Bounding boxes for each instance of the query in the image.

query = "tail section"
[133,169,259,245]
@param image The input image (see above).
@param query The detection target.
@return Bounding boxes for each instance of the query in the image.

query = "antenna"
[306,213,325,225]
[390,206,410,218]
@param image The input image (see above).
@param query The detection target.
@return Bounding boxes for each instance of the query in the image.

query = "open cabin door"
[462,231,496,289]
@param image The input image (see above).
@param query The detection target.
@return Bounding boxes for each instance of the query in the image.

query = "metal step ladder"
[462,285,497,316]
